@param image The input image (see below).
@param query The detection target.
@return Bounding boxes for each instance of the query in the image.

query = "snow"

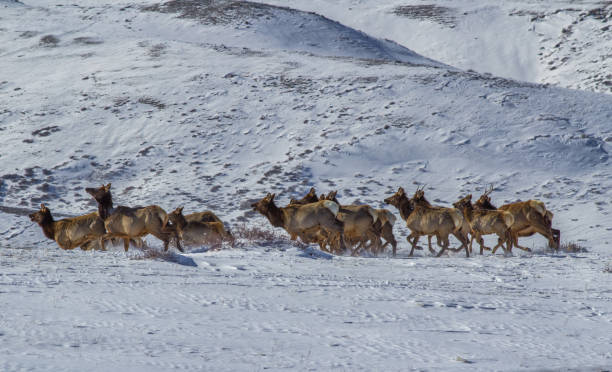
[1,0,611,370]
[2,244,611,371]
[252,0,612,93]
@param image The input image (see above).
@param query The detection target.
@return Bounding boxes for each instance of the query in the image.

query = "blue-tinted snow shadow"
[298,246,334,260]
[161,252,198,267]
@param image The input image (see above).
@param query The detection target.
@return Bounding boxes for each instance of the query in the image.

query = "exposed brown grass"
[559,241,588,253]
[129,246,173,261]
[231,224,305,248]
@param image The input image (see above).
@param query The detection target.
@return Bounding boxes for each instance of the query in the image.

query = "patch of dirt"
[149,43,166,58]
[19,31,39,38]
[31,126,61,137]
[73,36,104,45]
[392,5,457,28]
[39,35,60,47]
[142,0,275,25]
[138,97,166,109]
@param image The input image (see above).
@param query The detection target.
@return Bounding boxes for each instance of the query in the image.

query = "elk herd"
[29,183,560,258]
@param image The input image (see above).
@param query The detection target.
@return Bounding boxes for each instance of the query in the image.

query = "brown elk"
[411,188,470,255]
[384,187,466,257]
[85,183,173,252]
[29,203,106,250]
[320,191,383,256]
[374,208,397,256]
[182,210,232,239]
[453,194,514,255]
[289,187,319,205]
[163,207,230,251]
[251,193,344,250]
[475,187,560,251]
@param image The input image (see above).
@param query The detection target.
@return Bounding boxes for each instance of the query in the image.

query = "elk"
[320,191,383,256]
[384,187,466,257]
[453,194,514,255]
[85,183,173,252]
[163,207,230,251]
[475,187,560,251]
[285,188,341,252]
[374,208,397,256]
[289,187,319,205]
[182,210,232,239]
[251,193,344,250]
[411,188,470,255]
[29,203,106,250]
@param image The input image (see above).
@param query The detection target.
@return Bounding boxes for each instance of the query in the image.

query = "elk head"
[85,183,111,202]
[384,187,406,208]
[412,185,426,201]
[289,187,318,205]
[452,194,472,210]
[85,183,113,219]
[29,203,52,224]
[251,193,276,215]
[166,206,187,229]
[475,185,497,210]
[322,190,339,204]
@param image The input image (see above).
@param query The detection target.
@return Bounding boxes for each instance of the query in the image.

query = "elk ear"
[178,206,184,213]
[309,187,315,194]
[270,193,276,201]
[467,194,472,200]
[40,203,45,209]
[106,183,112,190]
[398,187,404,195]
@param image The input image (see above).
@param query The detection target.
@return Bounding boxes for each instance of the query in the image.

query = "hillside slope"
[254,0,612,94]
[1,0,611,248]
[1,1,612,371]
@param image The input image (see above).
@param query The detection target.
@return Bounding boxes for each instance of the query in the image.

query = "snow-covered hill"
[1,0,611,370]
[253,0,612,94]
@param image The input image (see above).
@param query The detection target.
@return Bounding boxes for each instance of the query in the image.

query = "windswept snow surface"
[1,0,612,370]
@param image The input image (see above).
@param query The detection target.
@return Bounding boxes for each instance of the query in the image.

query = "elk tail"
[383,210,397,226]
[366,207,378,224]
[450,209,463,233]
[529,200,547,216]
[322,200,340,217]
[503,212,514,229]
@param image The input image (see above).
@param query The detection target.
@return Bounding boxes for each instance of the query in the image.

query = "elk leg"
[491,234,506,254]
[382,224,397,257]
[435,236,450,257]
[472,233,488,255]
[448,232,467,252]
[427,235,438,254]
[511,233,532,252]
[98,236,106,251]
[407,233,420,256]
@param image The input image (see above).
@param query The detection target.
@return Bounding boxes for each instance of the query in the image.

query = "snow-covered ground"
[1,243,611,371]
[1,0,611,370]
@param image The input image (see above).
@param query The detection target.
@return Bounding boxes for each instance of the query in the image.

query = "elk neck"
[264,202,286,228]
[173,213,188,231]
[39,212,57,241]
[397,196,413,220]
[462,203,474,222]
[97,193,114,220]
